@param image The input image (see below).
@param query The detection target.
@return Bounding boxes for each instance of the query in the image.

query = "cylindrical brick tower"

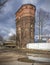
[16,4,36,48]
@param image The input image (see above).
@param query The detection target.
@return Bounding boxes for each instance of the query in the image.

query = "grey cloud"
[40,0,50,12]
[0,0,50,39]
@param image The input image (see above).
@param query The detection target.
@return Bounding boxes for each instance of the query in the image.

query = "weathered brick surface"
[16,4,36,47]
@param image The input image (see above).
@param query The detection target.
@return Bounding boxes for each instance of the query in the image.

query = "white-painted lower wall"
[26,43,50,50]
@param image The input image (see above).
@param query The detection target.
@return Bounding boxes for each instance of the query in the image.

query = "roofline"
[15,4,36,15]
[21,4,36,8]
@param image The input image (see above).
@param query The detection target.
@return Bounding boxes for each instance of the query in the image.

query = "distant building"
[16,4,36,47]
[35,35,50,43]
[47,39,50,43]
[4,41,16,48]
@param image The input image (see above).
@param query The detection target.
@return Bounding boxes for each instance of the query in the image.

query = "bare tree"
[9,34,16,41]
[0,35,4,41]
[38,9,49,42]
[0,0,8,9]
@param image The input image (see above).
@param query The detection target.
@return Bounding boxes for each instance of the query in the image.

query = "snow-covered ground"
[28,56,50,62]
[26,43,50,62]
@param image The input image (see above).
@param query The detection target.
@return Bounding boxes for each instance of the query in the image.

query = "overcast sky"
[0,0,50,39]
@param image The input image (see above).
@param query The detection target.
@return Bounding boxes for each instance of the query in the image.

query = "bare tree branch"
[0,0,8,9]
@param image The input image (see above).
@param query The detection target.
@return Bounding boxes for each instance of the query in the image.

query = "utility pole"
[39,10,41,41]
[39,9,43,42]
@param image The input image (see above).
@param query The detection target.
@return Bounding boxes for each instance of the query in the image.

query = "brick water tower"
[16,4,36,48]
